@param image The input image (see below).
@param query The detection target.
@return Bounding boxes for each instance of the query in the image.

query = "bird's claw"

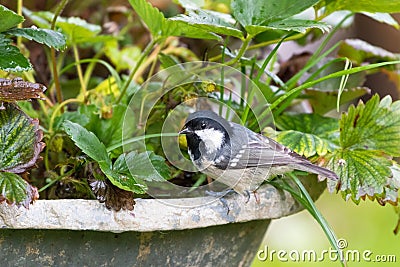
[205,189,235,215]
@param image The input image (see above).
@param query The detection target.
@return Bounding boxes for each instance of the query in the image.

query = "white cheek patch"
[195,128,224,154]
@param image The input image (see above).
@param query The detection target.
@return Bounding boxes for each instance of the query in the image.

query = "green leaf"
[275,113,339,157]
[129,0,220,40]
[125,151,170,182]
[128,0,166,37]
[231,0,320,27]
[0,172,38,207]
[62,120,111,166]
[327,95,400,204]
[0,5,24,33]
[324,0,400,14]
[0,36,32,72]
[338,39,400,65]
[5,27,67,50]
[266,19,331,34]
[100,162,147,195]
[57,16,101,44]
[104,40,142,71]
[326,149,394,203]
[158,53,181,69]
[172,9,244,39]
[22,9,52,28]
[340,95,400,156]
[0,103,44,173]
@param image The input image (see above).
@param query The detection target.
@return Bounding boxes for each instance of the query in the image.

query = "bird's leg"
[243,190,251,203]
[205,189,236,214]
[243,190,260,204]
[253,190,260,204]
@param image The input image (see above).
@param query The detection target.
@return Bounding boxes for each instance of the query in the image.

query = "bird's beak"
[179,126,191,135]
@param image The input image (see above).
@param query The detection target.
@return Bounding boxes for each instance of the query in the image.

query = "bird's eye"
[201,122,206,129]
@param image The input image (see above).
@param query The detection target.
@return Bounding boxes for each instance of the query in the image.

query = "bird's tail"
[294,162,338,181]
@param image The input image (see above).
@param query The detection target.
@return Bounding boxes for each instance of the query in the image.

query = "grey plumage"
[180,110,338,195]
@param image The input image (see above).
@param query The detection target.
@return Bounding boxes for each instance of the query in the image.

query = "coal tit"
[179,110,338,196]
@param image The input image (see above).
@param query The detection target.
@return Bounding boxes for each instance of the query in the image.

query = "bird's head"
[179,110,232,160]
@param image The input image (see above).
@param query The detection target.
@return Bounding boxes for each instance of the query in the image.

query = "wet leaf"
[63,120,147,194]
[125,151,170,182]
[0,77,46,102]
[264,19,330,34]
[88,165,136,211]
[0,103,44,173]
[0,36,32,72]
[62,120,111,166]
[5,27,67,50]
[0,5,24,33]
[172,9,244,39]
[128,0,220,40]
[231,0,320,33]
[0,103,42,207]
[0,172,39,207]
[327,95,400,204]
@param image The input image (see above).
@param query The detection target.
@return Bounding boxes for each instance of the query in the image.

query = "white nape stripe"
[195,128,224,154]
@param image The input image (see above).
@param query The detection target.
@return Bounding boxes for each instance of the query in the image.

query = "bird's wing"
[226,122,307,169]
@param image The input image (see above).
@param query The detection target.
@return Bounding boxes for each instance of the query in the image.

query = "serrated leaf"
[326,149,394,203]
[0,103,44,173]
[125,151,170,182]
[277,131,331,157]
[340,95,400,156]
[172,9,244,39]
[0,5,24,33]
[0,172,38,207]
[0,77,46,102]
[129,0,220,40]
[338,39,400,65]
[5,27,67,50]
[275,113,339,157]
[100,162,147,194]
[62,120,111,166]
[0,36,31,72]
[231,0,320,27]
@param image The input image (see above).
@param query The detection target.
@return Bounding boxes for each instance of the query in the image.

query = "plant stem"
[38,168,76,193]
[116,37,160,104]
[224,34,252,66]
[287,173,346,267]
[73,44,87,97]
[50,0,69,106]
[48,98,83,134]
[16,0,23,47]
